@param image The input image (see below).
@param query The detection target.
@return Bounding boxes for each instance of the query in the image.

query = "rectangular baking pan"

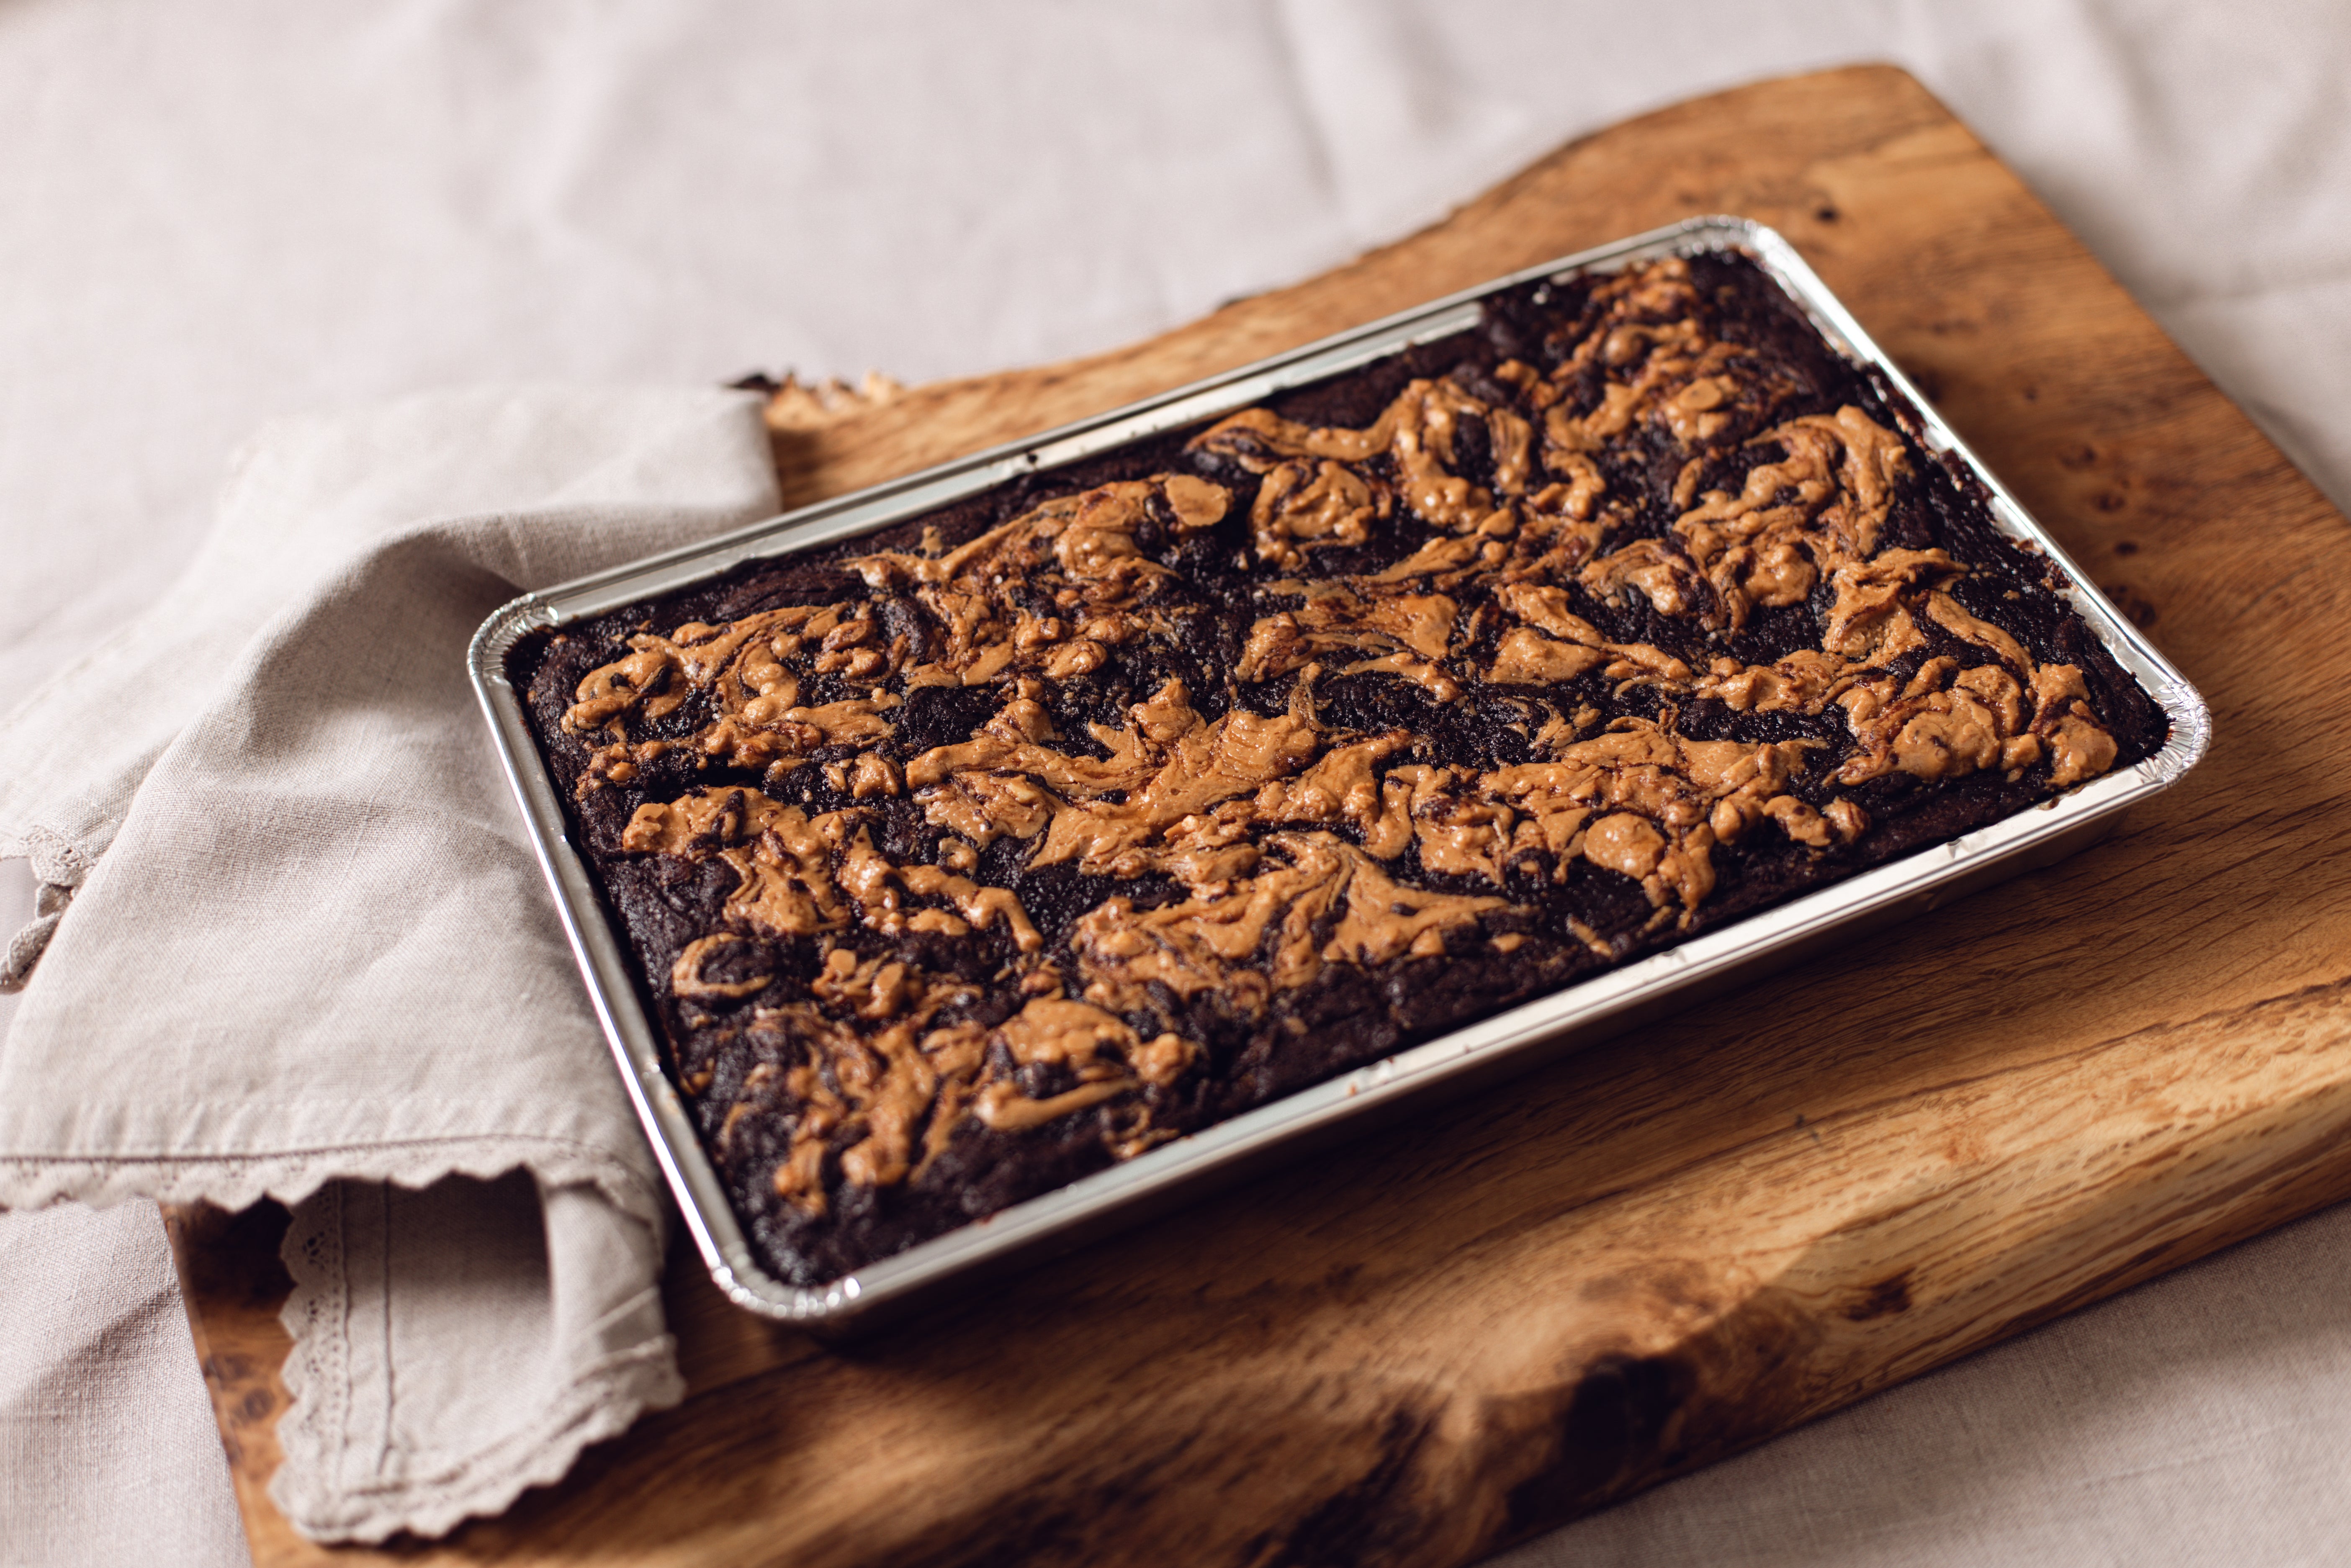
[470,216,2210,1329]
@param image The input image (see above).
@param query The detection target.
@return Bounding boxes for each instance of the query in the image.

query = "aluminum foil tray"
[469,216,2210,1328]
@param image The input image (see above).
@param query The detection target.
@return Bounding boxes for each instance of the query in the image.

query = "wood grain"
[171,62,2351,1567]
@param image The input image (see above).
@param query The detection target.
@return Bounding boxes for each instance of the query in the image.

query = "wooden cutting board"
[171,63,2351,1568]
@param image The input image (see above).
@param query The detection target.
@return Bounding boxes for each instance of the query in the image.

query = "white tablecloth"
[4,3,2347,1563]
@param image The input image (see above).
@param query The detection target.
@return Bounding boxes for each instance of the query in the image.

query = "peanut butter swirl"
[537,253,2144,1268]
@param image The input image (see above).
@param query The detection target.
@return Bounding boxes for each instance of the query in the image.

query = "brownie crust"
[512,252,2166,1286]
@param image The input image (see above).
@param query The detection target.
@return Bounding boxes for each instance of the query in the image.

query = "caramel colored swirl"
[553,255,2134,1231]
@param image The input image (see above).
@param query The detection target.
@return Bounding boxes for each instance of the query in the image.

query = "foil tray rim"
[468,215,2211,1324]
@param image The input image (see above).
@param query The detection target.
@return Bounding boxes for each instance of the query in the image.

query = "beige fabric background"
[3,1,2346,1563]
[0,382,792,1544]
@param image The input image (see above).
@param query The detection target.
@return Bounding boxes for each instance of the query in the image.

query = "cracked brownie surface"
[513,251,2166,1285]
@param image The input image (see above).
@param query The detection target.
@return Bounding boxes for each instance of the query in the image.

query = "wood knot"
[1843,1268,1914,1321]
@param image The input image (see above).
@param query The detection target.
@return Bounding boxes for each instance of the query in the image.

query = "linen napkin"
[0,384,784,1541]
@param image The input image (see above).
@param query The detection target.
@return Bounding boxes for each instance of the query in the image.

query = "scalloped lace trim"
[0,1136,661,1225]
[1,825,98,992]
[271,1182,684,1544]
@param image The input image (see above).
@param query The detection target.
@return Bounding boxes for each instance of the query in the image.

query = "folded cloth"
[0,385,784,1541]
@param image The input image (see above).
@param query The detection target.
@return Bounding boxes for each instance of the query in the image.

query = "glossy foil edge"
[468,216,2211,1324]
